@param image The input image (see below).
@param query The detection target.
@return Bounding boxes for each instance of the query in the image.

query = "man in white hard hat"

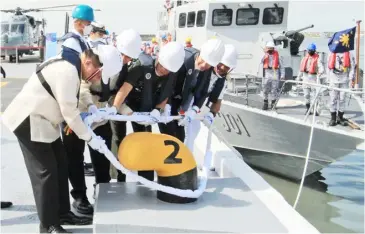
[61,42,125,216]
[158,38,225,143]
[77,29,142,193]
[260,41,285,110]
[185,44,238,148]
[108,41,185,182]
[1,45,123,233]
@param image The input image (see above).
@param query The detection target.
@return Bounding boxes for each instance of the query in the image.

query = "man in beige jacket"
[1,45,122,233]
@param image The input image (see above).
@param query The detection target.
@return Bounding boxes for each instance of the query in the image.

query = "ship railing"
[272,80,365,209]
[273,80,365,123]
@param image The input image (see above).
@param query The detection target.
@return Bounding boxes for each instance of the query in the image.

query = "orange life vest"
[300,53,319,74]
[328,52,350,70]
[263,51,280,69]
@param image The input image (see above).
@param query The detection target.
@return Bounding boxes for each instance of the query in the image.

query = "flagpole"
[355,20,362,89]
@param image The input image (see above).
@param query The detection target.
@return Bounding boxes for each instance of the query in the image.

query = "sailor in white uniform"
[327,50,356,126]
[1,45,123,233]
[260,41,285,110]
[296,43,325,115]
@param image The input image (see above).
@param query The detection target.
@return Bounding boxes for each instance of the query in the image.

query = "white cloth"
[2,59,91,143]
[62,30,88,54]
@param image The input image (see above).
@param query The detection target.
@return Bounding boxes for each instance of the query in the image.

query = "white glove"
[105,106,118,115]
[88,105,103,123]
[203,112,214,127]
[162,104,171,117]
[149,109,161,124]
[87,135,106,154]
[178,106,199,126]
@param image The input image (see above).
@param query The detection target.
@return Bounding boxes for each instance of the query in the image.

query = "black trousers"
[88,122,112,184]
[158,98,185,142]
[110,120,154,182]
[14,117,70,226]
[61,123,87,200]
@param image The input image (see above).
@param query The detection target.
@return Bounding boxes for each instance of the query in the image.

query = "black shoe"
[40,224,70,233]
[262,100,268,110]
[1,201,12,209]
[271,100,277,110]
[305,103,312,115]
[60,211,92,226]
[84,167,95,177]
[72,198,94,215]
[329,112,337,126]
[337,111,348,126]
[117,171,126,182]
[84,162,93,169]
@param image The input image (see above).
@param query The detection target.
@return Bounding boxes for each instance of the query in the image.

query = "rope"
[293,78,321,209]
[84,112,211,199]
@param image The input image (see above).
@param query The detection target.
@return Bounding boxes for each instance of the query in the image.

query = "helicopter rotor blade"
[33,5,78,10]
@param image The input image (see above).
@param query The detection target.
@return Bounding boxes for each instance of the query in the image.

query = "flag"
[328,26,356,53]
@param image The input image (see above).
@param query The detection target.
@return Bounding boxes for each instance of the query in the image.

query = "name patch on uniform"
[188,69,193,75]
[145,73,152,80]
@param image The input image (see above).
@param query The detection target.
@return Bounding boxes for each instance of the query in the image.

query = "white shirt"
[2,58,91,143]
[208,72,226,100]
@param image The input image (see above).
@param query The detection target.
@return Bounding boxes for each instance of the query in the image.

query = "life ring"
[118,132,198,204]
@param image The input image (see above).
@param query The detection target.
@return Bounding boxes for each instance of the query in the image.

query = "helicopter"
[0,5,78,62]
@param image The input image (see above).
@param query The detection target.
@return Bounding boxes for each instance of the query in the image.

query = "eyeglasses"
[86,67,103,82]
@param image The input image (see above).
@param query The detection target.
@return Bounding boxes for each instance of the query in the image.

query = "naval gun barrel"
[285,24,314,38]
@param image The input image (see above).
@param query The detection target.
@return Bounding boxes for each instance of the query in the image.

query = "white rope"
[293,78,320,209]
[84,112,211,199]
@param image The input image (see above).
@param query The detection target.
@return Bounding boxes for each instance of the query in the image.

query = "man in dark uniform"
[109,41,185,182]
[158,38,225,142]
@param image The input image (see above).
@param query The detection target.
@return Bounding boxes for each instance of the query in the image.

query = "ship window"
[196,10,206,27]
[263,7,284,25]
[212,9,233,26]
[236,8,260,25]
[187,11,196,27]
[178,13,187,28]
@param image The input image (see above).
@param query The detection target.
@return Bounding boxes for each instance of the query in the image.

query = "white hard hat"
[266,41,275,48]
[158,42,185,72]
[221,44,238,69]
[93,44,123,84]
[116,29,142,59]
[91,21,105,29]
[200,38,225,67]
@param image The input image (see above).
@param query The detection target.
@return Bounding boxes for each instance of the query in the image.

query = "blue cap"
[105,30,109,35]
[161,34,167,40]
[307,43,316,51]
[72,5,94,22]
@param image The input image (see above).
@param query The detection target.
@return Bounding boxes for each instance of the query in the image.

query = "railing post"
[16,47,18,64]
